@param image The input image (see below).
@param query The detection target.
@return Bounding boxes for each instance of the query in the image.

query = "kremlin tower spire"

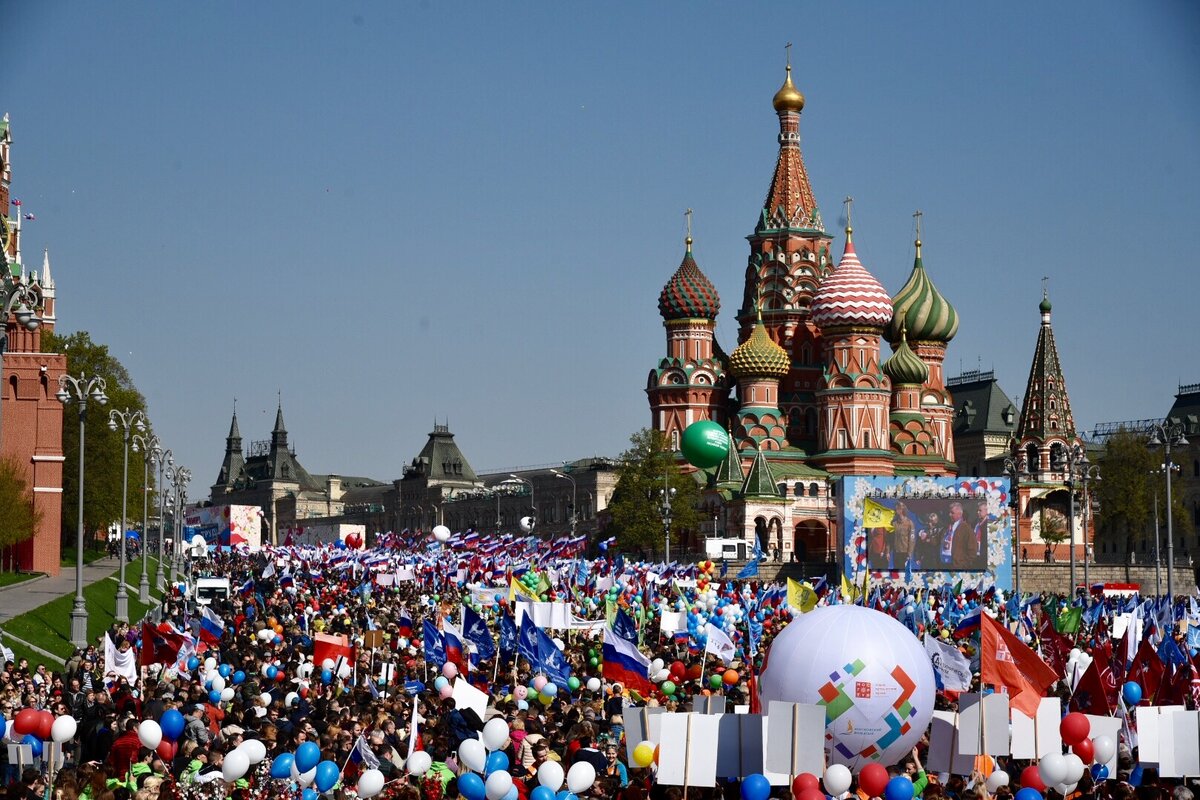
[811,203,895,474]
[646,215,728,451]
[1015,283,1077,477]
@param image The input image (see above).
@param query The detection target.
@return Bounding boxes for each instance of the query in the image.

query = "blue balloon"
[0,716,6,739]
[314,760,340,792]
[886,776,915,800]
[1128,765,1144,787]
[269,753,294,779]
[232,670,246,685]
[1091,764,1109,781]
[302,790,317,800]
[433,676,449,691]
[485,750,509,775]
[1122,681,1143,706]
[531,788,556,800]
[554,792,577,800]
[502,787,518,800]
[208,690,221,705]
[741,773,771,800]
[21,734,43,758]
[187,656,200,671]
[295,741,321,773]
[266,665,279,680]
[1015,788,1043,800]
[218,664,232,678]
[160,709,185,741]
[321,669,333,684]
[457,772,486,800]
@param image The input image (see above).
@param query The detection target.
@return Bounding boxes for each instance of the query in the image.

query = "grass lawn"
[1,565,161,661]
[0,634,54,669]
[0,571,39,588]
[61,546,108,568]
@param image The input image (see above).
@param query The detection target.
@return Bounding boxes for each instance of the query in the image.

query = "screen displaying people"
[864,496,992,571]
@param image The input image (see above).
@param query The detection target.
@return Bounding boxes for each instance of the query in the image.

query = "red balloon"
[1072,737,1095,763]
[274,670,286,682]
[34,711,53,741]
[156,740,177,760]
[1060,711,1091,745]
[670,660,686,677]
[686,664,703,680]
[860,763,889,798]
[13,708,39,736]
[1021,765,1046,791]
[793,773,821,797]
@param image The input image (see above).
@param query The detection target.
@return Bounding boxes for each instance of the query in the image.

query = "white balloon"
[222,749,250,783]
[759,606,936,769]
[485,770,513,800]
[220,687,235,703]
[482,718,511,751]
[204,657,218,672]
[650,658,665,673]
[519,516,535,534]
[566,761,596,794]
[297,767,317,787]
[51,715,77,743]
[1039,753,1069,787]
[585,677,601,693]
[259,692,273,706]
[459,738,487,773]
[552,637,565,652]
[823,764,853,796]
[1056,784,1078,797]
[1093,735,1116,765]
[240,739,266,765]
[652,668,670,683]
[357,769,385,798]
[1063,753,1086,784]
[537,760,564,790]
[985,771,1010,792]
[138,720,163,750]
[433,525,451,543]
[321,658,335,670]
[297,663,313,679]
[406,751,432,776]
[211,675,226,693]
[285,692,299,707]
[337,662,352,680]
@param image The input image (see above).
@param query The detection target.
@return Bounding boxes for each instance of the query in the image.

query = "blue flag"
[612,609,639,645]
[422,619,446,666]
[463,606,495,660]
[499,613,518,658]
[720,559,729,578]
[1157,635,1187,667]
[517,616,540,664]
[534,625,572,686]
[737,558,760,579]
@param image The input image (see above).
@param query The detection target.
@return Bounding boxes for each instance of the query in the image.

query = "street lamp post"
[658,467,675,563]
[1148,422,1189,601]
[551,469,578,536]
[508,475,536,534]
[0,274,42,452]
[165,465,190,591]
[131,432,161,604]
[56,372,108,647]
[155,451,173,592]
[1002,449,1029,598]
[1152,488,1162,597]
[107,408,146,622]
[1080,463,1100,592]
[1061,441,1088,596]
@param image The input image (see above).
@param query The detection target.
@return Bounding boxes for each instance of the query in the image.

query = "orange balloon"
[686,664,703,680]
[723,669,739,684]
[653,744,660,765]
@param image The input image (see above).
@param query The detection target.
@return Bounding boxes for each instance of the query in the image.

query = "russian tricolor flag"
[396,608,413,638]
[442,621,469,674]
[953,607,982,638]
[601,625,651,693]
[199,606,226,645]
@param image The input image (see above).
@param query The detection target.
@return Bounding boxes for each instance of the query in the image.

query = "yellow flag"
[841,573,855,602]
[862,497,895,531]
[508,576,538,603]
[788,578,818,613]
[860,569,870,605]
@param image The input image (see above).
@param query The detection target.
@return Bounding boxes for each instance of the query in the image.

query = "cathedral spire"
[758,58,821,235]
[1016,283,1077,471]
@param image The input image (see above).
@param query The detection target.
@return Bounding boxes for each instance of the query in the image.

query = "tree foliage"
[42,331,152,547]
[1097,429,1193,554]
[606,428,703,556]
[0,455,42,564]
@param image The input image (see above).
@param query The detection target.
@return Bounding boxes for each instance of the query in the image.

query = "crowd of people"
[1,527,1198,800]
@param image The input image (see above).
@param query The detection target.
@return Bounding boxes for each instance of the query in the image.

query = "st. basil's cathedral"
[647,66,977,563]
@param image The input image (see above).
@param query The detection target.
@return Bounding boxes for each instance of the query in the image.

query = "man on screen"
[949,501,975,569]
[972,501,989,566]
[892,501,915,570]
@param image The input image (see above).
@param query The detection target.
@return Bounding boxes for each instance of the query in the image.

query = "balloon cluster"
[1013,713,1117,799]
[450,718,598,800]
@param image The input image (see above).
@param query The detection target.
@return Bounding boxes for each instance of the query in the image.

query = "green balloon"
[589,656,599,667]
[680,421,731,469]
[568,677,581,691]
[709,674,723,689]
[661,680,677,696]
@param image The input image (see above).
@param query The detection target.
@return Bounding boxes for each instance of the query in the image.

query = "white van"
[194,577,231,606]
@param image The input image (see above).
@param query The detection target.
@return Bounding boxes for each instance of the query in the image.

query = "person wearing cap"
[184,705,211,746]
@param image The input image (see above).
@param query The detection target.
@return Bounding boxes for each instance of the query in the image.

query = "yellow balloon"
[632,741,655,768]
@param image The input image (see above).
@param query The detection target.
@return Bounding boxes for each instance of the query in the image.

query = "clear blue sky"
[5,2,1198,485]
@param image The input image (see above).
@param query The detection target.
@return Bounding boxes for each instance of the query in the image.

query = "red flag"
[1126,639,1164,702]
[313,632,355,667]
[1159,660,1194,707]
[1036,614,1070,679]
[139,622,186,667]
[1090,642,1119,710]
[981,612,1059,717]
[1069,659,1112,717]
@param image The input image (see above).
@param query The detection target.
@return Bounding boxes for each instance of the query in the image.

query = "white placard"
[623,703,664,765]
[5,744,32,769]
[1035,696,1063,758]
[1159,709,1200,778]
[450,676,488,722]
[657,713,720,787]
[760,716,792,786]
[693,694,725,714]
[927,710,975,776]
[765,701,825,777]
[1137,704,1184,767]
[716,713,763,779]
[957,693,1010,755]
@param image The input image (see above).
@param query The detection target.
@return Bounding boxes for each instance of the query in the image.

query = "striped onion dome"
[886,241,958,344]
[658,238,720,321]
[882,328,929,385]
[811,232,894,330]
[729,309,790,379]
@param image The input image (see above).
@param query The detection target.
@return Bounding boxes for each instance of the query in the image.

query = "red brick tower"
[1,114,67,575]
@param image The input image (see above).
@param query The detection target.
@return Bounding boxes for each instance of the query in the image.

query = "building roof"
[811,235,893,330]
[1015,291,1077,443]
[659,238,720,321]
[1166,382,1200,438]
[887,240,958,345]
[948,369,1018,436]
[403,424,479,484]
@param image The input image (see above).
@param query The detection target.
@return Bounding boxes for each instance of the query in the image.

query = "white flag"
[704,623,736,666]
[924,634,972,692]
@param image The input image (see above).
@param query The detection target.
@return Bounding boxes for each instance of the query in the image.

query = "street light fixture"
[1002,448,1029,597]
[551,469,578,536]
[154,450,173,592]
[1148,422,1189,601]
[131,431,161,604]
[107,408,146,622]
[1080,463,1101,592]
[659,469,675,563]
[1060,441,1088,596]
[0,273,42,453]
[56,372,108,647]
[164,464,190,591]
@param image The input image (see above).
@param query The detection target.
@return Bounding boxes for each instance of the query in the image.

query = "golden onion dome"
[772,65,805,113]
[730,310,790,380]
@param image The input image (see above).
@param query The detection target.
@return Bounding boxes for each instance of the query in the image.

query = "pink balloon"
[514,685,528,701]
[442,662,458,679]
[439,685,453,699]
[532,675,548,692]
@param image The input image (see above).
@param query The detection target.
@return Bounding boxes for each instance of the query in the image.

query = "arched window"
[809,482,820,497]
[670,430,680,451]
[796,483,806,497]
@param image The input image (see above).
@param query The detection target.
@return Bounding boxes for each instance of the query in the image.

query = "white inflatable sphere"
[519,516,535,534]
[432,525,451,543]
[759,605,935,769]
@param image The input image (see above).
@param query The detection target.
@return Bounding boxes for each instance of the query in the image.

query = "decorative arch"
[793,518,827,562]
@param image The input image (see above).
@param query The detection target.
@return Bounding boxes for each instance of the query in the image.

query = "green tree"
[1095,428,1192,557]
[606,428,703,556]
[0,456,42,570]
[42,330,151,550]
